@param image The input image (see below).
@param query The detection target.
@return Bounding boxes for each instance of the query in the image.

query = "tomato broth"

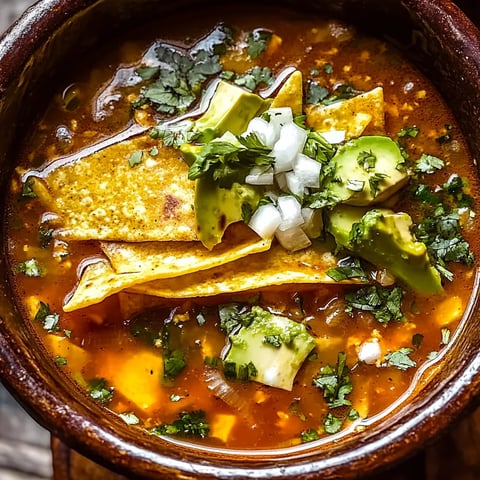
[5,6,479,450]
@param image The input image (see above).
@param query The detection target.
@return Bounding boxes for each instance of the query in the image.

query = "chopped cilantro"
[436,124,452,144]
[169,394,183,402]
[188,133,274,186]
[88,378,114,405]
[263,334,282,348]
[151,410,209,438]
[415,153,445,174]
[306,80,329,104]
[368,172,389,198]
[164,350,186,379]
[327,256,368,282]
[54,356,67,366]
[384,347,416,371]
[128,150,143,168]
[247,29,272,58]
[231,66,274,92]
[301,428,319,443]
[38,225,54,248]
[16,258,43,277]
[150,119,198,149]
[324,63,334,74]
[34,301,51,323]
[313,352,352,409]
[119,412,140,425]
[43,313,60,332]
[218,303,246,333]
[344,285,405,324]
[323,412,344,434]
[21,178,37,199]
[322,84,360,105]
[133,25,231,116]
[398,125,419,138]
[357,150,377,171]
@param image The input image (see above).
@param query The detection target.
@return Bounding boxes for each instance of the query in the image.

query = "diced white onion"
[267,107,294,130]
[245,166,274,185]
[272,122,308,173]
[275,172,288,192]
[358,338,382,365]
[320,130,346,144]
[285,171,306,199]
[248,203,282,239]
[293,153,322,188]
[275,225,312,251]
[277,195,304,231]
[301,207,323,239]
[244,117,278,148]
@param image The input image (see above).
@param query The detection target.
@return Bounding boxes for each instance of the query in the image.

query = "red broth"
[5,7,479,450]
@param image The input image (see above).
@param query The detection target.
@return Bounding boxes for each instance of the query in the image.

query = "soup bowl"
[1,0,480,478]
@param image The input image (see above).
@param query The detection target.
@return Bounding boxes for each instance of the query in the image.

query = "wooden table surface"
[2,1,480,479]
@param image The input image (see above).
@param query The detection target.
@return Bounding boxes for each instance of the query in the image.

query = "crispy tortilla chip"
[127,240,361,299]
[22,129,197,242]
[270,70,303,115]
[101,222,270,274]
[63,225,271,312]
[305,86,385,139]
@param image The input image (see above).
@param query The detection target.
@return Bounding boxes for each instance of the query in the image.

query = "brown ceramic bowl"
[1,0,480,478]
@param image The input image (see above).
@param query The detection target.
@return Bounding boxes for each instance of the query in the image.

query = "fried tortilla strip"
[305,86,385,139]
[127,240,361,299]
[63,227,271,312]
[22,131,197,242]
[101,222,269,274]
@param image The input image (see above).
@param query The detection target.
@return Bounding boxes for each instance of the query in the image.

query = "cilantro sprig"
[133,25,233,116]
[188,132,274,186]
[151,410,210,438]
[344,285,405,324]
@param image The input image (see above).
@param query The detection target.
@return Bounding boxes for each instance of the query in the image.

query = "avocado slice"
[324,136,410,206]
[222,306,316,391]
[195,177,262,250]
[194,80,269,142]
[327,204,443,295]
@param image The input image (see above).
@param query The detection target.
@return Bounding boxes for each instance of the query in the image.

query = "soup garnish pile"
[6,10,478,450]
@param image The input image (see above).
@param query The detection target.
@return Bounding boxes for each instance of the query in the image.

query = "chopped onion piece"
[248,203,282,239]
[275,172,288,192]
[320,130,346,144]
[267,107,294,130]
[277,195,304,231]
[272,122,308,173]
[244,117,278,148]
[245,166,274,185]
[357,338,382,365]
[301,207,324,239]
[285,171,306,199]
[293,153,322,188]
[275,225,312,251]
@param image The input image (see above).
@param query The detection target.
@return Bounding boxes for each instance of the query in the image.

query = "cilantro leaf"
[415,153,445,174]
[16,258,44,277]
[398,125,419,138]
[327,256,368,282]
[151,410,209,438]
[384,348,416,371]
[128,150,143,168]
[323,412,344,434]
[21,178,37,199]
[88,378,114,405]
[301,428,319,443]
[313,352,352,409]
[344,285,405,324]
[306,81,329,104]
[247,29,272,58]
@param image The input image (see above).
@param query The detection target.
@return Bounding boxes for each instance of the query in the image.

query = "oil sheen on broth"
[6,7,479,450]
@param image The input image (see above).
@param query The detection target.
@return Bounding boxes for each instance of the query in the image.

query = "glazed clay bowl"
[1,0,480,478]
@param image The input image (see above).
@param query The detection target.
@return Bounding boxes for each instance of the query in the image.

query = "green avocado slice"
[327,204,443,295]
[324,136,410,206]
